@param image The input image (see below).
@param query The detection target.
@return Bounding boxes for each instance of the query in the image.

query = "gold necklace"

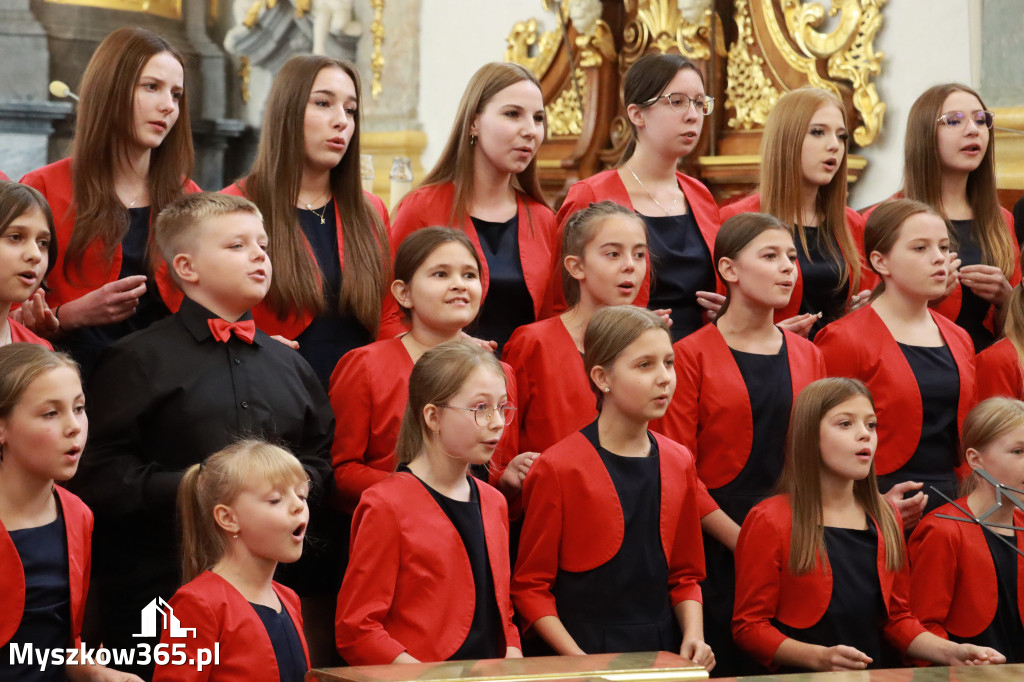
[626,164,680,216]
[301,191,331,225]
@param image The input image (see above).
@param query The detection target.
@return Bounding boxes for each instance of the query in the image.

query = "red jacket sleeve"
[153,592,217,681]
[335,487,408,665]
[907,517,956,640]
[882,539,929,653]
[976,340,1022,400]
[732,502,789,669]
[510,454,564,630]
[668,457,707,605]
[660,341,701,451]
[328,349,389,513]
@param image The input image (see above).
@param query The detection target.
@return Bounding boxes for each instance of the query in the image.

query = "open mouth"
[961,143,981,153]
[446,296,470,305]
[17,271,38,285]
[65,446,82,458]
[249,269,267,281]
[292,522,306,539]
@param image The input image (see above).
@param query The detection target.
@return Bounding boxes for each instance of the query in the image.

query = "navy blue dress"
[470,214,534,353]
[295,202,373,389]
[641,213,715,343]
[878,343,959,517]
[250,601,307,682]
[951,219,996,352]
[0,508,70,682]
[794,226,849,340]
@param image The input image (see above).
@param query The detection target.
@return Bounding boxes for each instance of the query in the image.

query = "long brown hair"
[0,182,57,278]
[243,55,389,334]
[178,440,307,583]
[713,212,792,318]
[417,62,548,228]
[903,83,1015,279]
[781,378,904,574]
[863,198,942,297]
[618,53,705,165]
[583,305,669,410]
[67,27,194,281]
[760,88,860,294]
[394,340,505,466]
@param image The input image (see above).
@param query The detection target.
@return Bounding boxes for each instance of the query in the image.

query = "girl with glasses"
[512,305,713,670]
[554,53,723,343]
[720,88,874,340]
[335,340,521,664]
[875,83,1019,353]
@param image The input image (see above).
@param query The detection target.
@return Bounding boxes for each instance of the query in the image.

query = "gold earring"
[469,134,478,146]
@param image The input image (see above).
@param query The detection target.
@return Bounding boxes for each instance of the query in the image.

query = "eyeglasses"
[642,93,715,116]
[936,110,994,129]
[438,402,516,426]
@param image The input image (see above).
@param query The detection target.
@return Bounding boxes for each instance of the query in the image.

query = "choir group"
[1,24,1023,682]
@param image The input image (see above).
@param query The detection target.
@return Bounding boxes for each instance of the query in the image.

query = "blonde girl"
[909,397,1024,663]
[734,378,1003,672]
[336,341,521,664]
[153,440,311,681]
[512,306,713,669]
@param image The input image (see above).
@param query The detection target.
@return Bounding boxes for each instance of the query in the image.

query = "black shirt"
[251,601,308,682]
[71,296,334,650]
[59,206,170,381]
[951,219,996,352]
[470,214,534,352]
[295,203,373,388]
[641,212,716,343]
[794,226,849,340]
[0,506,70,682]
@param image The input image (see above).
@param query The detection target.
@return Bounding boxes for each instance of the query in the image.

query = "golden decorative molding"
[546,68,588,137]
[370,0,386,101]
[621,0,714,63]
[824,1,887,146]
[576,20,616,67]
[505,18,563,78]
[44,0,180,19]
[238,56,251,104]
[725,0,783,130]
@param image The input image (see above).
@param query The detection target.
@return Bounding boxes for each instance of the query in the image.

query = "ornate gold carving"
[546,68,588,137]
[725,0,783,130]
[576,20,615,67]
[45,0,180,19]
[505,18,563,78]
[621,0,713,64]
[238,56,251,104]
[758,1,839,95]
[824,1,887,146]
[370,0,386,101]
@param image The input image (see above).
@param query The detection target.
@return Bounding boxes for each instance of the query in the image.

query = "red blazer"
[20,157,200,308]
[512,430,705,631]
[863,198,1020,333]
[328,337,519,513]
[552,169,723,313]
[500,316,595,457]
[384,182,558,339]
[658,324,826,490]
[153,570,309,681]
[0,486,92,648]
[336,472,520,664]
[976,337,1023,400]
[719,193,876,321]
[815,306,977,476]
[9,318,53,349]
[0,171,9,181]
[733,495,926,669]
[909,498,1024,641]
[221,181,395,339]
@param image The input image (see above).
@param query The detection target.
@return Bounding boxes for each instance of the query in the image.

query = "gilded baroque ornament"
[621,0,714,63]
[547,68,588,137]
[725,0,783,130]
[44,0,180,19]
[505,18,563,79]
[369,0,386,100]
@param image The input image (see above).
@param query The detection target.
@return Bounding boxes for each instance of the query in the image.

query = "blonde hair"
[760,88,860,294]
[781,378,904,574]
[394,340,506,466]
[903,83,1015,280]
[0,344,80,462]
[1003,283,1024,395]
[153,192,263,267]
[561,201,647,307]
[177,440,308,583]
[713,212,792,317]
[583,305,669,410]
[959,397,1024,496]
[417,62,548,227]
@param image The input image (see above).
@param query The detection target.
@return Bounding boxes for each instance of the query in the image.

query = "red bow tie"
[208,318,256,344]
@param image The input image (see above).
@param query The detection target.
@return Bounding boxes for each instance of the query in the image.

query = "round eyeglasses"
[936,110,994,130]
[642,93,715,116]
[438,402,516,426]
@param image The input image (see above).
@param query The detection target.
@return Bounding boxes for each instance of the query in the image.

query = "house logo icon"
[133,598,197,639]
